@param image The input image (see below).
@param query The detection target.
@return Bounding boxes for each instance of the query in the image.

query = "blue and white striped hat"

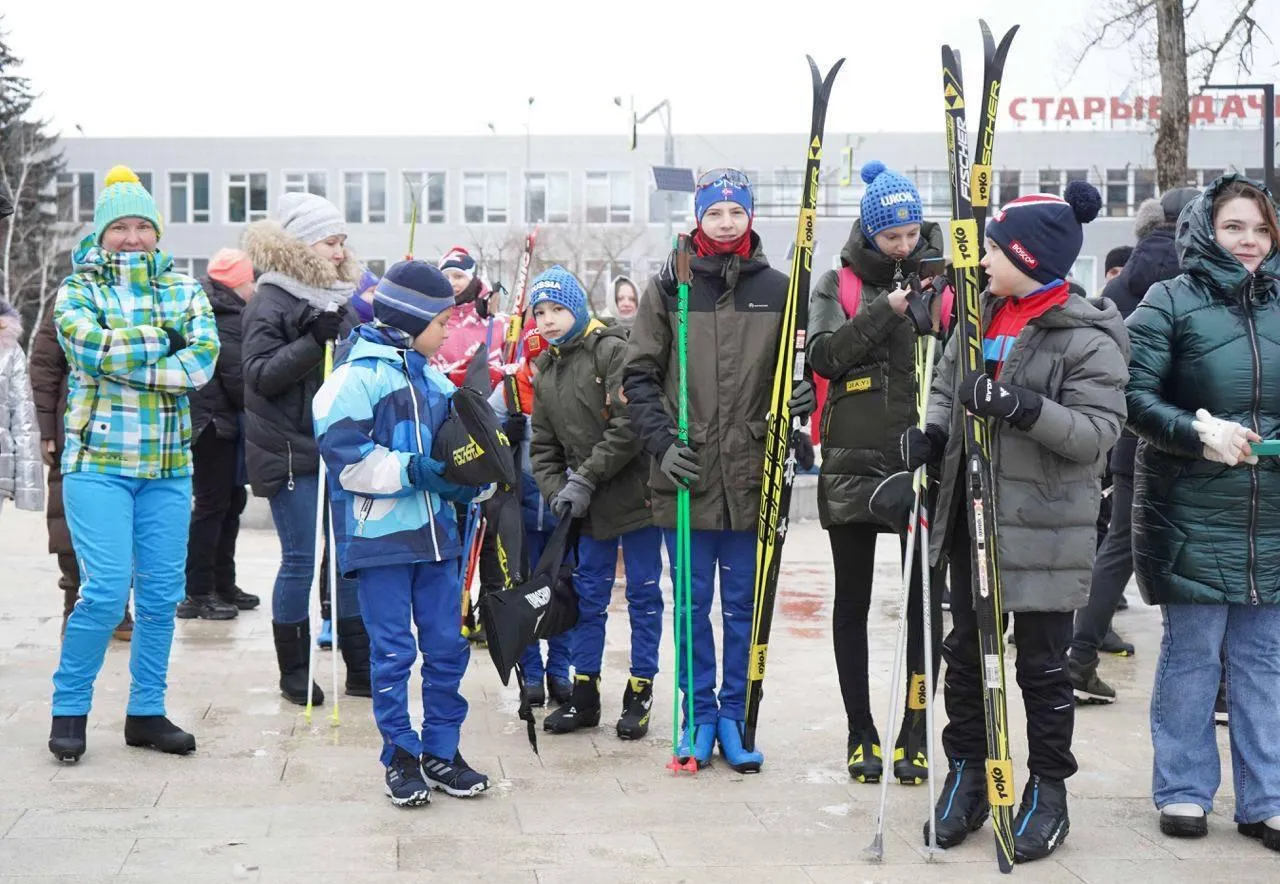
[373,260,458,338]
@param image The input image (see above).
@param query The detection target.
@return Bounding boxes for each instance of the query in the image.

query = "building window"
[996,169,1021,205]
[525,172,570,224]
[648,188,693,226]
[226,172,269,223]
[463,172,508,224]
[135,172,153,194]
[758,169,803,218]
[169,172,211,224]
[912,170,951,215]
[173,257,210,278]
[343,171,387,224]
[1069,256,1097,296]
[1038,169,1063,197]
[283,171,328,198]
[55,172,95,223]
[365,259,387,277]
[1133,169,1157,205]
[826,177,863,218]
[585,171,632,223]
[403,171,446,224]
[583,259,634,310]
[1105,169,1128,217]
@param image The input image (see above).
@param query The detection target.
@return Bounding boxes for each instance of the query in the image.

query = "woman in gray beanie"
[241,193,371,706]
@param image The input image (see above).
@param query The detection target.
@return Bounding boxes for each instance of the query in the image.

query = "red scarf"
[693,226,753,258]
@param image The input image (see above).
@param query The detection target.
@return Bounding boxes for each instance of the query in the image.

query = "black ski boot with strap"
[847,724,883,783]
[1012,774,1070,863]
[615,677,653,740]
[544,673,601,734]
[337,617,372,697]
[925,757,990,848]
[894,706,930,785]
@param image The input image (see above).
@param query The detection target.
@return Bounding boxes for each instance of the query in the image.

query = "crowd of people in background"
[0,157,1276,857]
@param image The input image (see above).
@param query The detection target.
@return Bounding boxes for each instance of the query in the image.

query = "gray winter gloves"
[660,442,700,488]
[552,471,595,517]
[960,370,1042,431]
[787,379,816,422]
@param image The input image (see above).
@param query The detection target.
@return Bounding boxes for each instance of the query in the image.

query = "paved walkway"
[1,505,1276,883]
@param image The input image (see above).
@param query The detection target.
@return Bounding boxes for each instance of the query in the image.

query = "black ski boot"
[1238,818,1280,852]
[894,707,929,785]
[547,674,572,706]
[924,757,990,848]
[176,595,238,620]
[49,715,87,763]
[124,715,197,755]
[1012,774,1070,863]
[1100,627,1135,657]
[337,617,372,697]
[522,679,547,708]
[273,621,324,706]
[544,674,601,733]
[846,725,883,783]
[1069,654,1116,704]
[616,677,654,740]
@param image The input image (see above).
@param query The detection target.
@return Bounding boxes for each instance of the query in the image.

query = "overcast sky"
[6,0,1279,138]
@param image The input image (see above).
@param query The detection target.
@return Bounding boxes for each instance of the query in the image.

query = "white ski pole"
[326,493,341,727]
[918,335,940,859]
[304,460,327,725]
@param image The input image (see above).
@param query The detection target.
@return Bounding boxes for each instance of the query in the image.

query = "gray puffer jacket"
[927,293,1130,612]
[0,303,45,511]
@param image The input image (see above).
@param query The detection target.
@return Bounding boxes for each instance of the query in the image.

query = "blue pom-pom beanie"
[986,180,1102,285]
[529,265,590,344]
[859,161,923,241]
[373,260,457,338]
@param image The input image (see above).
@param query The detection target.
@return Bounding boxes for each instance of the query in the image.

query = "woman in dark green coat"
[807,161,944,785]
[1126,174,1280,849]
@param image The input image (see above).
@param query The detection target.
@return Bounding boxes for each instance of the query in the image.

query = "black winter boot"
[924,757,990,848]
[124,715,197,755]
[847,724,883,783]
[894,706,930,785]
[615,677,654,740]
[49,715,87,763]
[273,621,324,706]
[1012,774,1070,863]
[337,617,372,697]
[544,674,601,733]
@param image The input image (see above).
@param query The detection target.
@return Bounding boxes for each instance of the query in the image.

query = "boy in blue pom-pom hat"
[314,259,494,808]
[900,180,1130,863]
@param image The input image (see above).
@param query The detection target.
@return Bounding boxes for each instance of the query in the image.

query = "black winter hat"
[986,180,1102,285]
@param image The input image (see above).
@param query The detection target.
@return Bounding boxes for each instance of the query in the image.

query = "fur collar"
[242,220,360,308]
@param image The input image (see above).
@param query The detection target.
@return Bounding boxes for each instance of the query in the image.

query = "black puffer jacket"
[241,222,360,498]
[189,277,247,441]
[807,220,944,527]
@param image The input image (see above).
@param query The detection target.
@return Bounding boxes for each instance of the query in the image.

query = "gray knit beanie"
[276,192,347,244]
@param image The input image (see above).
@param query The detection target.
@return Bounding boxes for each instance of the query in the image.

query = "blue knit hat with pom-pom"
[986,180,1102,285]
[529,265,590,344]
[859,161,923,241]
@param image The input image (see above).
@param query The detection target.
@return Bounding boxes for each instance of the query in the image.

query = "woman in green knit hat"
[47,165,221,763]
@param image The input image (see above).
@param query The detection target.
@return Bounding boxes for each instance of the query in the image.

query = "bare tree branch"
[1068,0,1158,79]
[1189,0,1269,87]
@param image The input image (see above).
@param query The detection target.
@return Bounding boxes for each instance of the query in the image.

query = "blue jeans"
[357,560,469,765]
[268,472,358,624]
[663,529,755,726]
[53,473,192,716]
[568,526,664,678]
[1151,603,1280,823]
[518,529,571,682]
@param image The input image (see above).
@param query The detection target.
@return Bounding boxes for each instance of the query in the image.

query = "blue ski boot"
[317,619,333,650]
[676,721,716,769]
[716,718,764,773]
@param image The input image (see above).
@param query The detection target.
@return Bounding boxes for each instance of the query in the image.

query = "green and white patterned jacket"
[55,235,220,479]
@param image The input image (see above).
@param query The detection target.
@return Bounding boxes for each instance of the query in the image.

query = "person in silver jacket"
[0,299,45,514]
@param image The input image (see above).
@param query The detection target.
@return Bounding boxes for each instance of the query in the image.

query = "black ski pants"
[829,521,943,739]
[185,426,247,598]
[1072,471,1134,665]
[941,511,1078,780]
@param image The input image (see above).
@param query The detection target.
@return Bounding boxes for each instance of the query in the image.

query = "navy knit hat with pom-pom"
[859,160,924,241]
[986,180,1102,285]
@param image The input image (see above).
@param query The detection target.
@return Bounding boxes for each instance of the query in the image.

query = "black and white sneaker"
[422,751,490,797]
[1069,655,1116,705]
[385,748,431,807]
[1013,775,1070,863]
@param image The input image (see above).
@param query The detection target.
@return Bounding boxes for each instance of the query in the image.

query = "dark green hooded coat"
[807,220,944,527]
[1126,174,1280,606]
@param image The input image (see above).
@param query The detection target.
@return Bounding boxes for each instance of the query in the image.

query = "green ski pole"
[668,234,698,774]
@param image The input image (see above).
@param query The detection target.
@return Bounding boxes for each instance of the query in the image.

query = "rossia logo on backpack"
[1008,239,1038,268]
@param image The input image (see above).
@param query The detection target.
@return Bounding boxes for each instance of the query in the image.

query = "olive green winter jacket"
[808,221,944,527]
[1126,174,1280,606]
[530,322,652,540]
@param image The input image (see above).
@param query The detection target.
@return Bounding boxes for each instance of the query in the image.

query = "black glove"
[659,441,700,487]
[787,379,816,423]
[901,424,947,470]
[657,249,678,297]
[503,413,527,448]
[307,310,344,345]
[960,370,1043,431]
[163,327,186,356]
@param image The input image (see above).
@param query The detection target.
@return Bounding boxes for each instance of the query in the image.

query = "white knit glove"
[1191,409,1259,466]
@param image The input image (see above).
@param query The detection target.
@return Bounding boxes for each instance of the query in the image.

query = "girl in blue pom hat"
[807,160,948,786]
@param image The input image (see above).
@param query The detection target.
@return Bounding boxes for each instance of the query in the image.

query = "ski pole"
[919,337,941,857]
[305,322,339,725]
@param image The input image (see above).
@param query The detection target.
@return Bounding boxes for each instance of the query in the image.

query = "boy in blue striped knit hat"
[314,259,493,807]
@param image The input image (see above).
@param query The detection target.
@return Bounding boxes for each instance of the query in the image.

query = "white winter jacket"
[0,302,44,511]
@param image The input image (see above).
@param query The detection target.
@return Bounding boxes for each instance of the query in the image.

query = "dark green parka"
[807,221,944,527]
[530,323,652,540]
[1126,174,1280,606]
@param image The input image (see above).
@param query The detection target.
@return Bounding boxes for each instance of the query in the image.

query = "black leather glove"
[657,249,679,297]
[901,424,947,470]
[659,441,700,487]
[307,310,344,345]
[163,327,186,357]
[960,370,1043,431]
[787,379,816,423]
[503,413,527,448]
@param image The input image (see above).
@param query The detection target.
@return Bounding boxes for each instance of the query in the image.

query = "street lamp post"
[1204,83,1275,194]
[618,97,676,241]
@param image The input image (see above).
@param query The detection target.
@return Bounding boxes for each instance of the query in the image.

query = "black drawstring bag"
[432,348,517,488]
